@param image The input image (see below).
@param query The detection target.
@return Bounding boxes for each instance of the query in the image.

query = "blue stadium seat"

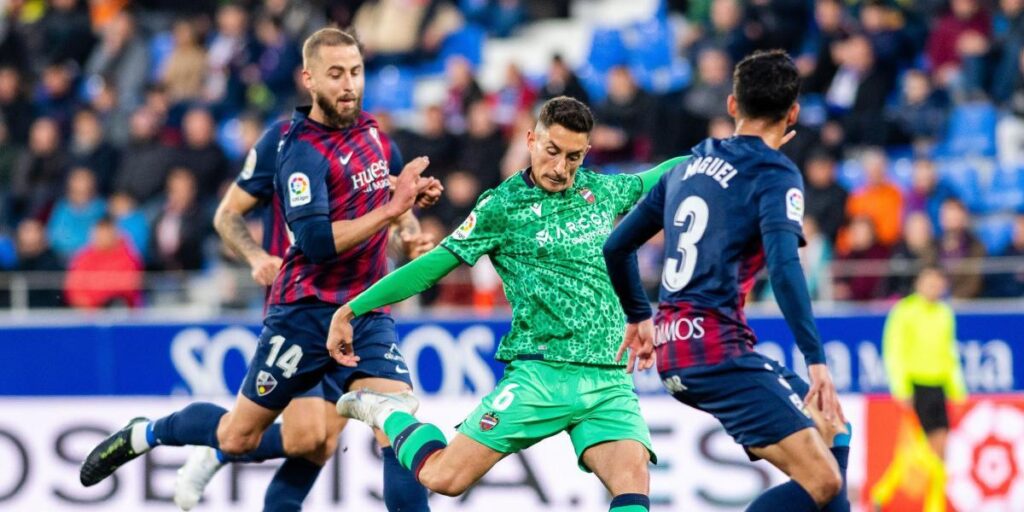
[419,24,487,75]
[889,157,915,192]
[975,215,1015,255]
[936,159,983,212]
[586,27,629,73]
[837,159,865,191]
[364,66,416,114]
[939,103,998,157]
[147,31,175,83]
[576,63,609,103]
[986,166,1024,212]
[622,18,691,93]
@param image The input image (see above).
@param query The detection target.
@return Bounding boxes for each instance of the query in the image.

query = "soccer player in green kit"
[325,96,685,512]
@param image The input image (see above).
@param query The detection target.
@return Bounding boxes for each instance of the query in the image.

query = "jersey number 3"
[662,196,709,292]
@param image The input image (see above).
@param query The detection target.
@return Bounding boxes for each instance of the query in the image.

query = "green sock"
[382,411,447,471]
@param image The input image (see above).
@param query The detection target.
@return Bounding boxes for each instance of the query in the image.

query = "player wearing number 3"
[603,50,852,512]
[327,97,686,512]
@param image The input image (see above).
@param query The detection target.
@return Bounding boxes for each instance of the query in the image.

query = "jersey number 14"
[663,196,709,292]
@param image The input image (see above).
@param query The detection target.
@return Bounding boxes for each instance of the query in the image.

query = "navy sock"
[382,446,430,511]
[610,493,650,511]
[263,457,323,512]
[746,480,819,512]
[822,446,850,512]
[218,423,285,463]
[149,403,227,448]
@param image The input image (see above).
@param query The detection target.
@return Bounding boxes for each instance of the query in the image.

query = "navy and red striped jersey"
[234,117,404,260]
[639,136,806,371]
[268,108,402,307]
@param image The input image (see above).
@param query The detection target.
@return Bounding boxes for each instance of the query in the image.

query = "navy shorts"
[241,301,413,410]
[660,352,814,456]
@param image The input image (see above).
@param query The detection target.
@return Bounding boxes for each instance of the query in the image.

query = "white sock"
[130,422,153,454]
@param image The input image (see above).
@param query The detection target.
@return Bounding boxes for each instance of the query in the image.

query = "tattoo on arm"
[216,210,264,263]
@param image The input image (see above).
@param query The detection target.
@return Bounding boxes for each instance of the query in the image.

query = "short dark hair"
[733,50,800,122]
[537,96,594,134]
[302,28,360,68]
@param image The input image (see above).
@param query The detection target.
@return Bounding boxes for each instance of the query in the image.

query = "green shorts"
[457,359,656,472]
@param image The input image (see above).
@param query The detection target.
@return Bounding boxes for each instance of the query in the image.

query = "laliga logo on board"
[946,401,1024,510]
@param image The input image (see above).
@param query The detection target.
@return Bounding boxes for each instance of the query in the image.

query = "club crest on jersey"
[786,188,804,224]
[480,412,499,431]
[288,172,311,207]
[256,371,278,396]
[579,188,595,204]
[452,212,477,240]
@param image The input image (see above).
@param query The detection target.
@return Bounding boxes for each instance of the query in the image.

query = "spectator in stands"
[591,66,655,163]
[14,218,64,308]
[997,47,1024,166]
[70,108,120,196]
[490,62,537,134]
[887,211,940,297]
[989,0,1024,103]
[456,100,506,190]
[89,79,132,148]
[262,0,327,41]
[0,66,33,145]
[36,0,96,68]
[802,216,833,300]
[804,150,848,245]
[926,0,992,90]
[938,197,987,298]
[149,168,208,272]
[689,0,750,65]
[206,3,255,111]
[500,110,534,178]
[827,35,894,146]
[887,70,949,148]
[989,213,1024,296]
[859,0,914,70]
[114,107,171,205]
[250,15,302,114]
[683,47,732,124]
[905,158,957,229]
[742,0,811,55]
[435,170,481,230]
[34,61,78,133]
[0,117,22,225]
[108,191,149,261]
[84,10,149,111]
[844,148,904,249]
[0,8,29,73]
[800,0,853,95]
[834,215,890,301]
[538,54,590,105]
[443,56,484,135]
[392,104,458,177]
[64,216,143,309]
[173,107,229,202]
[354,0,465,68]
[469,0,525,38]
[47,167,106,261]
[161,19,207,105]
[11,117,69,222]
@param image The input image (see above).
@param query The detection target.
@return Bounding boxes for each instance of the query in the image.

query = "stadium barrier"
[0,313,1020,511]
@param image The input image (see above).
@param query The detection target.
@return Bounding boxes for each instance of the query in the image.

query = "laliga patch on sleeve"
[452,212,477,240]
[288,172,312,207]
[239,148,257,180]
[786,188,804,224]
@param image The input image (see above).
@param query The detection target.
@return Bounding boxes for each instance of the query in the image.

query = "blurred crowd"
[0,0,1022,310]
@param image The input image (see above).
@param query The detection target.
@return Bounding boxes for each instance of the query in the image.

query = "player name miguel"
[682,156,738,189]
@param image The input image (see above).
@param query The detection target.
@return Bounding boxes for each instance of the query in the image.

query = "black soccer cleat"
[79,416,150,487]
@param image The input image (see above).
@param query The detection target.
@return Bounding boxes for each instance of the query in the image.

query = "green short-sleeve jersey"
[440,168,644,366]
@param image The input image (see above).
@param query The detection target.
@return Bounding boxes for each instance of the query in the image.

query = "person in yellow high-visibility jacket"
[871,266,967,512]
[883,265,967,458]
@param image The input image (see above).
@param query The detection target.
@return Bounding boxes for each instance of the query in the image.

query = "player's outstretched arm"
[327,246,461,365]
[636,155,690,194]
[214,183,281,286]
[603,194,664,322]
[763,229,845,422]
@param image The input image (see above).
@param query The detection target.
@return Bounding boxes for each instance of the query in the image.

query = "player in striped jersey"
[81,28,439,512]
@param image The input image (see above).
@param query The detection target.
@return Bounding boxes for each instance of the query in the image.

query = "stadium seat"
[890,157,915,192]
[838,158,866,191]
[985,166,1024,213]
[936,159,983,212]
[586,27,629,73]
[364,66,416,114]
[622,18,691,93]
[419,24,487,75]
[147,31,175,83]
[938,103,998,157]
[975,215,1015,255]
